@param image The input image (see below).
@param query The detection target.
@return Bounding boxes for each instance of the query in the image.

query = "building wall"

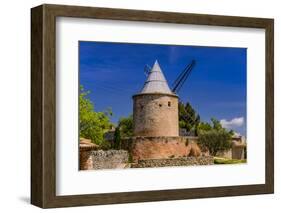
[216,141,246,160]
[124,136,246,161]
[129,136,201,161]
[133,93,179,137]
[79,150,94,170]
[232,146,245,160]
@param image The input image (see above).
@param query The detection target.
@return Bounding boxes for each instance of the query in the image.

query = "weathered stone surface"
[189,142,202,157]
[216,140,246,160]
[79,138,99,170]
[133,93,179,137]
[79,150,94,170]
[129,136,201,161]
[232,141,246,160]
[131,156,214,168]
[83,150,129,170]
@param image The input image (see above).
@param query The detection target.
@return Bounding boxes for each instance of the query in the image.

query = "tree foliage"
[113,127,121,149]
[79,86,112,146]
[198,118,233,156]
[118,115,133,138]
[112,115,133,149]
[178,101,200,135]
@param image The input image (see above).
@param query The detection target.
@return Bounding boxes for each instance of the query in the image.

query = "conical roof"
[140,60,173,94]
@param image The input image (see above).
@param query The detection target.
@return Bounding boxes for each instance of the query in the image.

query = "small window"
[159,104,162,107]
[168,101,171,107]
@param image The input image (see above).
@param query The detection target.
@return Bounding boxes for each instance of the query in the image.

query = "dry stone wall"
[131,156,214,168]
[80,150,129,170]
[91,150,129,170]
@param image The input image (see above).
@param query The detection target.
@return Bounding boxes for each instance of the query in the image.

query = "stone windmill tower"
[133,60,179,137]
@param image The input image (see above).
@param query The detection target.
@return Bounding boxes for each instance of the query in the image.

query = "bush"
[198,129,232,156]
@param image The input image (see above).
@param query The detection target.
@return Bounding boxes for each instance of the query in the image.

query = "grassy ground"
[214,157,246,164]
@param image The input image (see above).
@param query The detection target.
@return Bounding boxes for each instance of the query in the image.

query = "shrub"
[198,129,232,156]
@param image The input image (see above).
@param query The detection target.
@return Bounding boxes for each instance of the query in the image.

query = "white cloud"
[220,117,244,129]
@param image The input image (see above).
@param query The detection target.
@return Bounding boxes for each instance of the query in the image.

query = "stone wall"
[80,135,246,170]
[125,136,201,161]
[232,144,246,160]
[216,149,232,159]
[131,156,214,168]
[133,93,179,137]
[80,150,129,170]
[80,150,93,170]
[216,141,246,160]
[79,138,99,170]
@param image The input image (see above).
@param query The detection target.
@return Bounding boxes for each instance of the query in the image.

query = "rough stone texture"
[216,149,232,159]
[131,156,214,168]
[232,141,246,160]
[129,136,202,161]
[216,140,246,160]
[133,93,179,137]
[79,150,94,170]
[79,138,99,170]
[189,142,202,157]
[89,150,129,170]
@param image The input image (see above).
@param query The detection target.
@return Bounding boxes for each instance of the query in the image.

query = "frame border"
[31,4,274,208]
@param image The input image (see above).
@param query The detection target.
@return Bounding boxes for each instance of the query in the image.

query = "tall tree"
[79,85,112,146]
[178,101,200,135]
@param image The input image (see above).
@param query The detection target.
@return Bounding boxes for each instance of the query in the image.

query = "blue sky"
[79,41,247,136]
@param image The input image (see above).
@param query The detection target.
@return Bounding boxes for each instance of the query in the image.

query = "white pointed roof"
[140,60,173,94]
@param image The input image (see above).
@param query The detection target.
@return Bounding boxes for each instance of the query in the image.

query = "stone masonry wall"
[131,156,214,168]
[79,150,94,170]
[232,146,245,160]
[91,150,129,170]
[128,136,201,161]
[80,150,129,170]
[133,93,179,137]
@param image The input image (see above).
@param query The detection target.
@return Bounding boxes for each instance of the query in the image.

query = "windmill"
[144,60,196,94]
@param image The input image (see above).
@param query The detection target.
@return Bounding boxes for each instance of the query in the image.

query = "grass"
[214,157,246,164]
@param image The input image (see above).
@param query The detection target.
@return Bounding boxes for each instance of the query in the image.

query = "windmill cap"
[137,60,175,95]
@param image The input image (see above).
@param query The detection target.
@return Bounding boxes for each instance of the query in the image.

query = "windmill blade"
[175,62,194,92]
[144,64,151,76]
[172,60,196,93]
[172,60,195,87]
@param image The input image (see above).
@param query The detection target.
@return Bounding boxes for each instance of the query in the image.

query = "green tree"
[113,127,121,149]
[198,130,232,156]
[197,122,212,131]
[117,115,133,138]
[197,118,233,156]
[178,101,200,135]
[79,85,112,146]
